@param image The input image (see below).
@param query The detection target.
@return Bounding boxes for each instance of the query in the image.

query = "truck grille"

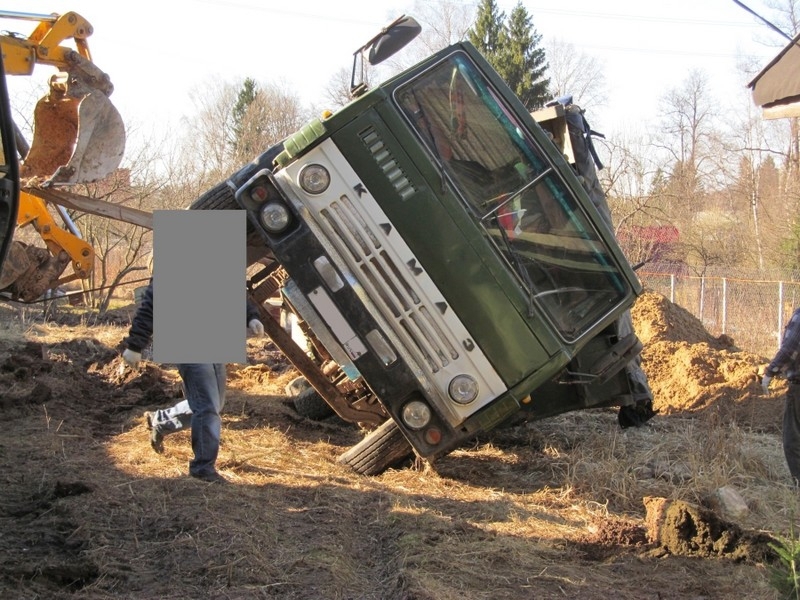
[318,194,459,375]
[362,128,416,200]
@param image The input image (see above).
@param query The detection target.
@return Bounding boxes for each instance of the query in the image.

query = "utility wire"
[731,0,793,41]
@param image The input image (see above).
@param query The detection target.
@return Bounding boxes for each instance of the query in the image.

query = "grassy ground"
[0,297,796,599]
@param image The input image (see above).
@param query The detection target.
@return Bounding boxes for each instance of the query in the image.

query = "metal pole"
[670,274,675,303]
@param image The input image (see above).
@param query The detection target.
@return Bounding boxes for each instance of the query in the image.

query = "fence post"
[721,278,727,335]
[699,277,705,325]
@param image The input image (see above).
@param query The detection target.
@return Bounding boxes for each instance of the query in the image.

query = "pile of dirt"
[0,336,181,422]
[631,290,780,432]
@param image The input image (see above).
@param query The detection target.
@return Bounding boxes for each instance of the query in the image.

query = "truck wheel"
[189,179,274,264]
[293,387,335,421]
[189,181,238,210]
[285,375,310,397]
[337,419,415,475]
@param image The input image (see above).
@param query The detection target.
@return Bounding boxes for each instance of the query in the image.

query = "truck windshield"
[395,50,629,340]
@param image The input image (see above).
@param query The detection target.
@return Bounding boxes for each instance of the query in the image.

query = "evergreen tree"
[468,1,550,111]
[231,78,258,155]
[499,3,549,110]
[467,0,505,62]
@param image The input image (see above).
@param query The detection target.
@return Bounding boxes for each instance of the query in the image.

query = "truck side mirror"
[350,15,421,98]
[366,15,421,66]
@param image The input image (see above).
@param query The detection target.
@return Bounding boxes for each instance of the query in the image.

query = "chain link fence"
[637,267,800,360]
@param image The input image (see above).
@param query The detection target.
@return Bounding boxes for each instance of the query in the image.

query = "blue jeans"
[175,363,227,478]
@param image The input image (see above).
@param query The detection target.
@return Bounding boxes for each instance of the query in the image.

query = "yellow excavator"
[0,9,127,302]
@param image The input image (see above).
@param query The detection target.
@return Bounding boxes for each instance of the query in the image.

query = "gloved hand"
[762,374,773,394]
[122,348,142,367]
[248,319,265,338]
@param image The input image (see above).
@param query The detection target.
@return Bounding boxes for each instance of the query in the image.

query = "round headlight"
[299,164,330,194]
[259,202,291,233]
[448,374,479,404]
[401,400,432,430]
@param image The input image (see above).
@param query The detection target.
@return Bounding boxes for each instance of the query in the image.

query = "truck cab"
[204,17,647,474]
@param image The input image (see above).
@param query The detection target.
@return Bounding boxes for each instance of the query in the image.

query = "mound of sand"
[631,290,781,432]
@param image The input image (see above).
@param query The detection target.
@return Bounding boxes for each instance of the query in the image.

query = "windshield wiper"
[489,216,537,318]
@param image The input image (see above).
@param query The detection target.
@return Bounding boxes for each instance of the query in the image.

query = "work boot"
[143,411,164,454]
[190,470,228,484]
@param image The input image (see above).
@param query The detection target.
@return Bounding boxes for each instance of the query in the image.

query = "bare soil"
[0,290,794,599]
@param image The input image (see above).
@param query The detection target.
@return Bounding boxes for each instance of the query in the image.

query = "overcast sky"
[0,0,788,156]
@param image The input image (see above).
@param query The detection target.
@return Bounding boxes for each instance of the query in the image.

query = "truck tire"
[285,375,311,397]
[293,387,335,421]
[337,419,415,475]
[189,181,238,211]
[189,179,274,265]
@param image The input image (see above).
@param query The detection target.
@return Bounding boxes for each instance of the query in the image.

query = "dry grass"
[0,302,793,599]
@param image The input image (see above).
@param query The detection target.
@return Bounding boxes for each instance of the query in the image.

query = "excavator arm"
[1,11,99,73]
[0,191,93,302]
[0,10,123,184]
[16,191,93,276]
[0,9,130,302]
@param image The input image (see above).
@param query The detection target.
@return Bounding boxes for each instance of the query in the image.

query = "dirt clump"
[643,496,777,563]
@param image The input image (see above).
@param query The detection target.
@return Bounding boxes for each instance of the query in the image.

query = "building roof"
[749,33,800,119]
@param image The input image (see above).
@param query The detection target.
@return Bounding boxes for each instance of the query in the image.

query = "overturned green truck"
[193,16,654,474]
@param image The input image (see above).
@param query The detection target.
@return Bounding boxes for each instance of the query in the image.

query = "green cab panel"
[331,111,558,386]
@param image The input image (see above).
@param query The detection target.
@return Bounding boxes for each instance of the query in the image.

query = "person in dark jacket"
[763,306,800,484]
[121,280,264,483]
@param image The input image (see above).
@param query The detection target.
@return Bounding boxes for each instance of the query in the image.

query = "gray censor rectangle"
[152,210,246,364]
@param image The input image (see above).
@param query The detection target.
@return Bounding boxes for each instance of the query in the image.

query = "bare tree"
[413,0,477,53]
[679,211,745,276]
[85,216,150,315]
[71,130,174,311]
[544,37,607,109]
[717,86,789,271]
[600,131,675,266]
[175,76,309,188]
[651,69,723,215]
[231,81,309,165]
[382,0,477,74]
[323,68,356,109]
[765,0,800,36]
[181,77,240,181]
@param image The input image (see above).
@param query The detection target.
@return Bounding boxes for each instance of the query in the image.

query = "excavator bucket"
[20,77,125,185]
